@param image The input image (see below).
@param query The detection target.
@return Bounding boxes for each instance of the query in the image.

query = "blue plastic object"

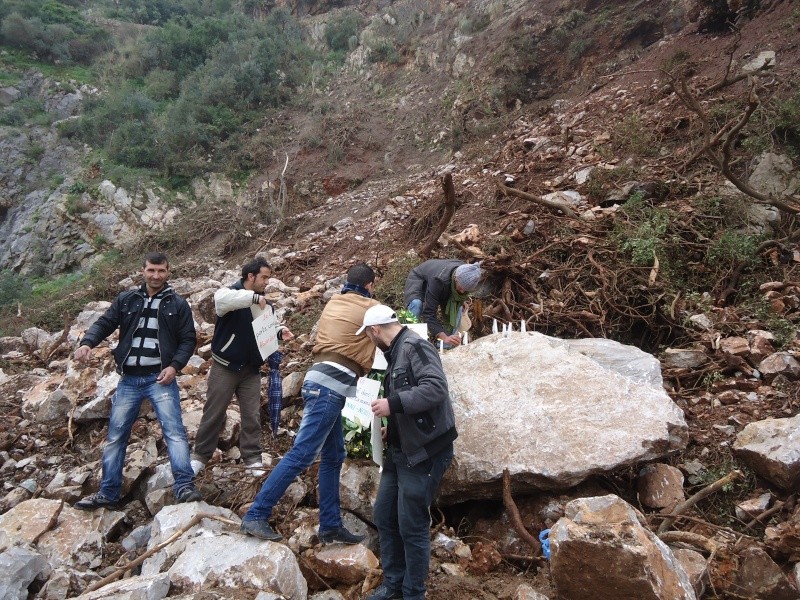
[539,529,551,560]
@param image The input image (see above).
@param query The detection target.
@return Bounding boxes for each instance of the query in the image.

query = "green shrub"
[64,193,87,215]
[614,113,658,157]
[326,10,364,52]
[568,38,592,62]
[368,38,399,64]
[24,143,45,163]
[374,254,419,309]
[144,68,179,100]
[563,9,588,29]
[774,90,800,157]
[706,231,761,268]
[0,2,111,64]
[458,13,491,34]
[616,193,669,266]
[0,269,30,306]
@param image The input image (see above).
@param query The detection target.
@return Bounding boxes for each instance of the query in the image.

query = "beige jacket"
[313,292,378,376]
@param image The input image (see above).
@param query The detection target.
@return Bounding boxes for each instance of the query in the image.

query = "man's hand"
[257,295,267,310]
[371,397,391,418]
[280,328,295,341]
[156,366,177,385]
[74,345,92,362]
[439,333,462,347]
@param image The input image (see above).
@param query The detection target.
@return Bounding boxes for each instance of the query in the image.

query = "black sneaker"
[240,519,282,541]
[176,487,202,503]
[74,493,118,511]
[365,584,403,600]
[318,526,365,545]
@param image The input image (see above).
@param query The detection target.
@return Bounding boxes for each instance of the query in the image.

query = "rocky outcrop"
[439,332,688,499]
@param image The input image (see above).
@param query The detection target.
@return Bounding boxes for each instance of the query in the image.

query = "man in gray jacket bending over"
[359,304,457,600]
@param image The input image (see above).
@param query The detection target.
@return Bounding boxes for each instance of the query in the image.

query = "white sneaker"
[190,459,205,476]
[245,460,265,477]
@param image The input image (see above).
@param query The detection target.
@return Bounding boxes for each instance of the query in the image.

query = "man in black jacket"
[359,304,457,600]
[403,259,483,347]
[73,252,201,509]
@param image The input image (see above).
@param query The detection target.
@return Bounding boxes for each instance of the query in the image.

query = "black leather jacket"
[384,327,457,466]
[80,285,196,374]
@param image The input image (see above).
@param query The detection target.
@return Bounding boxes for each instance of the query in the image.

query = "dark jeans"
[373,444,454,600]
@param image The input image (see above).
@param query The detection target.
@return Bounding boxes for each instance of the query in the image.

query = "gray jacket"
[384,327,457,466]
[402,259,463,339]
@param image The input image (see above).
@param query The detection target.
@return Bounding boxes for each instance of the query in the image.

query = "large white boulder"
[439,332,687,500]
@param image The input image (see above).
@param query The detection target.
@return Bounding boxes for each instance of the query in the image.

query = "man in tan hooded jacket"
[240,263,378,543]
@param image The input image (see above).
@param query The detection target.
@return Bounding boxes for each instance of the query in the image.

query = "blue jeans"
[244,381,346,530]
[373,444,454,600]
[407,299,423,319]
[99,373,194,500]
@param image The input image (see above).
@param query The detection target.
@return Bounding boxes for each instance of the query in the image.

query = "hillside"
[1,0,800,598]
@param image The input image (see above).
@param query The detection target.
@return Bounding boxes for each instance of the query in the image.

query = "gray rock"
[439,332,687,500]
[0,545,48,600]
[550,495,696,600]
[733,414,800,490]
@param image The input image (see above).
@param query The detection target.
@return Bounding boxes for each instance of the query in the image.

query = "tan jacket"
[313,292,378,376]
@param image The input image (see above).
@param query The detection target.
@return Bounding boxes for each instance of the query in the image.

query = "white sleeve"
[214,287,257,317]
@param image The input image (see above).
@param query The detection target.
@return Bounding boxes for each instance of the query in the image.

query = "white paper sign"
[371,347,388,371]
[252,309,279,361]
[407,323,428,339]
[343,377,381,429]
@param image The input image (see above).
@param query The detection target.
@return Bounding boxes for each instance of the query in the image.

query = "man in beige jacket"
[241,263,378,543]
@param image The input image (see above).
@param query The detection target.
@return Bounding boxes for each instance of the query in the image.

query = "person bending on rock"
[191,256,293,477]
[403,259,483,347]
[73,252,201,509]
[240,263,378,544]
[359,304,457,600]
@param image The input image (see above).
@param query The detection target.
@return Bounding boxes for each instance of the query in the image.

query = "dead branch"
[716,261,746,306]
[671,74,800,214]
[42,313,74,362]
[82,513,239,593]
[494,178,581,220]
[658,530,718,555]
[419,172,456,258]
[744,499,786,530]
[657,470,741,534]
[502,468,541,556]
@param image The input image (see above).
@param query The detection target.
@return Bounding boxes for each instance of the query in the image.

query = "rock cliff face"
[0,72,227,276]
[0,73,89,275]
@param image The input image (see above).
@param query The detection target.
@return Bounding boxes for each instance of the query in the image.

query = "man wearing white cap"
[403,259,483,347]
[358,304,457,600]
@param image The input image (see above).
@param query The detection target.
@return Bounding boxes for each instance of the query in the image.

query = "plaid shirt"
[267,351,283,437]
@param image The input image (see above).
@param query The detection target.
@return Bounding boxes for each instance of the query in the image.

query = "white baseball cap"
[356,304,399,334]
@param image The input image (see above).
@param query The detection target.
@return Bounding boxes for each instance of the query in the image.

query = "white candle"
[492,319,498,334]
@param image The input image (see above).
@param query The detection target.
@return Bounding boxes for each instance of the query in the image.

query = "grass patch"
[0,48,94,84]
[0,251,129,336]
[374,254,420,309]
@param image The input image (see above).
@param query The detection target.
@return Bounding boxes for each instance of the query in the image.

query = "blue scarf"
[341,282,372,298]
